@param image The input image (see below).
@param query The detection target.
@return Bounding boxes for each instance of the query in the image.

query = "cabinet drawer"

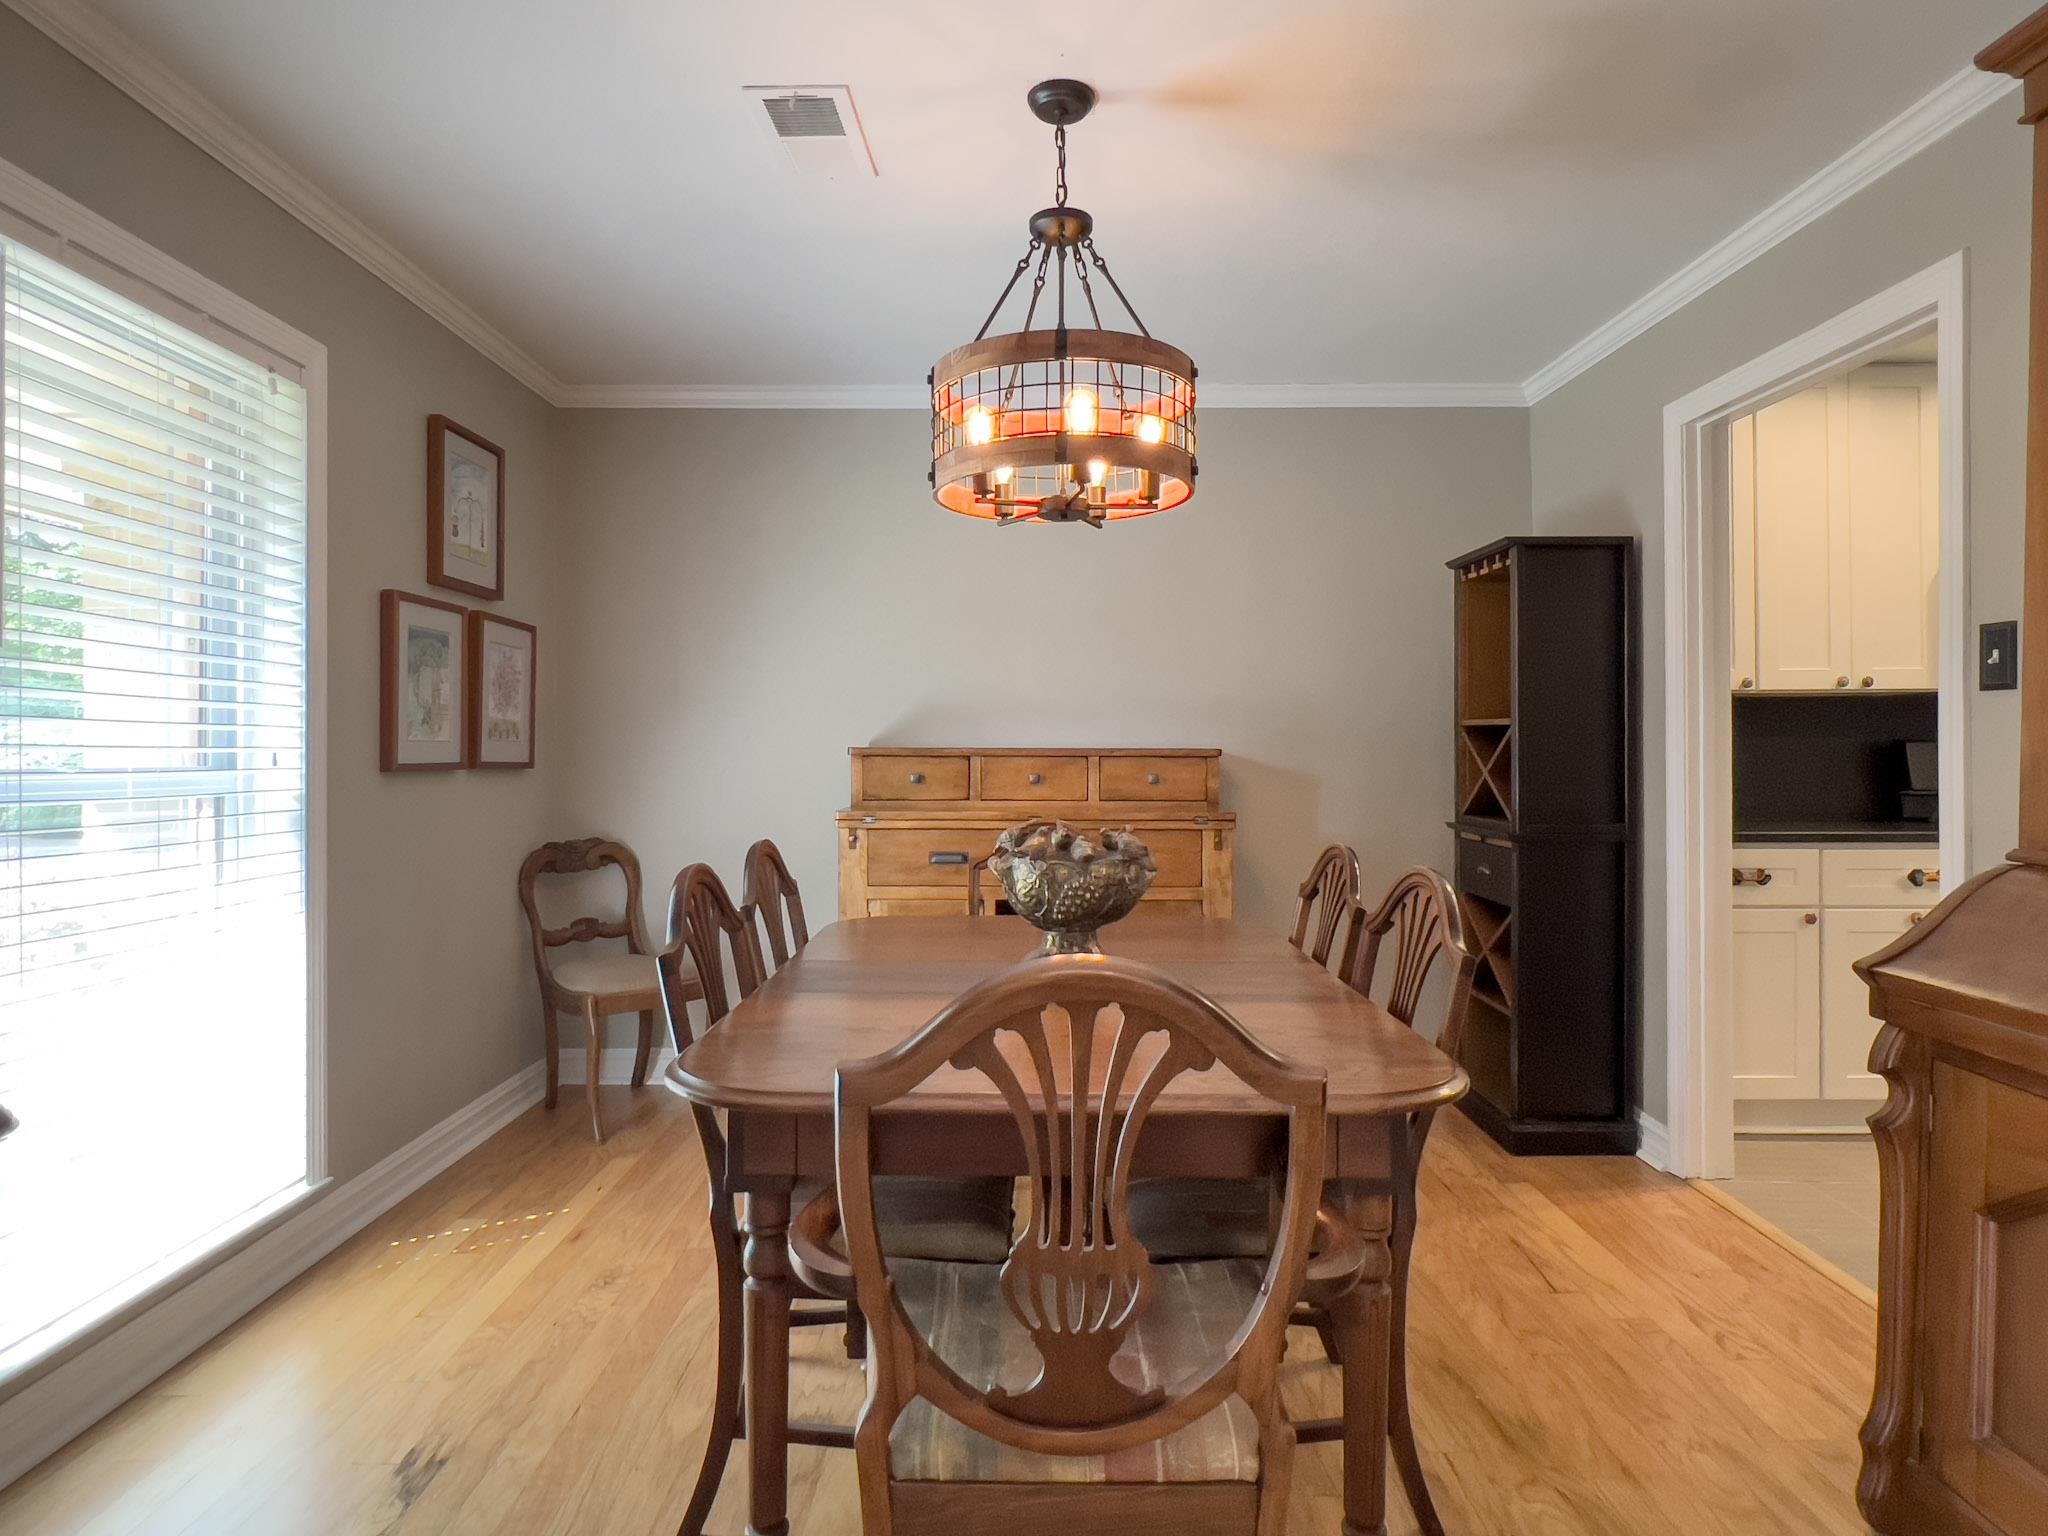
[1456,838,1516,908]
[866,827,998,887]
[1820,848,1942,909]
[1731,847,1820,907]
[1101,756,1207,801]
[856,754,969,802]
[979,754,1087,801]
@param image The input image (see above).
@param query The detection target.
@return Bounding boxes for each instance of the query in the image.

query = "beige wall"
[0,10,569,1182]
[1529,104,2032,1123]
[556,406,1529,1043]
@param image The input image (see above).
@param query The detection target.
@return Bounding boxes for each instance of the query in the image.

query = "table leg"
[1330,1192,1394,1536]
[742,1184,793,1536]
[1389,1116,1445,1536]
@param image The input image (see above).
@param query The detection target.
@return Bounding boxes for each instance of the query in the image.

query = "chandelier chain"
[1054,123,1068,205]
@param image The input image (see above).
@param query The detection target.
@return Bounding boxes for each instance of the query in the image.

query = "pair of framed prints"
[379,416,534,770]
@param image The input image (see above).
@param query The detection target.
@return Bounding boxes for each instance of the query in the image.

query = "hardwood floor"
[0,1088,1878,1535]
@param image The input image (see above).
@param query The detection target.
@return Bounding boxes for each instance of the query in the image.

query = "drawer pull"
[927,851,969,866]
[908,772,926,785]
[1803,912,1818,925]
[1027,772,1043,785]
[1907,867,1939,888]
[1860,676,1875,688]
[1910,912,1925,925]
[1738,676,1756,690]
[1732,868,1775,887]
[1834,676,1849,688]
[1475,863,1493,878]
[1146,772,1162,785]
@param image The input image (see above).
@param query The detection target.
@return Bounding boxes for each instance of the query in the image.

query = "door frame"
[1661,252,1969,1179]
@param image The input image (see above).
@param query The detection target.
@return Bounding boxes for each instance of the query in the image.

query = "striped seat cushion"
[887,1257,1265,1483]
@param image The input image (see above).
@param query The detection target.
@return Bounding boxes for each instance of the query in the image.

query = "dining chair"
[787,955,1346,1536]
[519,836,700,1143]
[964,850,998,915]
[1289,843,1361,967]
[660,862,1016,1536]
[741,837,808,970]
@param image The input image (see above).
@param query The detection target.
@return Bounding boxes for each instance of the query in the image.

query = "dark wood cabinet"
[1448,536,1639,1155]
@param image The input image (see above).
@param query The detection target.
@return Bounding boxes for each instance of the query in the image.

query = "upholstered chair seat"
[887,1256,1266,1484]
[547,950,662,1002]
[1124,1177,1274,1261]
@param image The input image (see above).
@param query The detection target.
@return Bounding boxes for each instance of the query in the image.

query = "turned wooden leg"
[583,998,605,1143]
[677,1219,746,1536]
[1331,1207,1394,1536]
[742,1186,794,1536]
[632,1008,656,1088]
[542,1005,559,1109]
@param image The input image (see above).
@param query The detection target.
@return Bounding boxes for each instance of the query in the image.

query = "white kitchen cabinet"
[1731,844,1935,1107]
[1729,364,1938,693]
[1820,906,1922,1101]
[1732,905,1823,1099]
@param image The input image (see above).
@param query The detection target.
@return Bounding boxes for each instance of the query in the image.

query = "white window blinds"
[0,233,313,1375]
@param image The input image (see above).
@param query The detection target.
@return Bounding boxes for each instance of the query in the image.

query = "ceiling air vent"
[743,85,877,178]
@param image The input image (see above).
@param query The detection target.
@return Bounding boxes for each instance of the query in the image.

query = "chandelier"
[929,79,1196,527]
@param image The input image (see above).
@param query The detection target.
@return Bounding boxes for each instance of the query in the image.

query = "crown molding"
[554,380,1529,409]
[2,0,567,404]
[1521,65,2017,404]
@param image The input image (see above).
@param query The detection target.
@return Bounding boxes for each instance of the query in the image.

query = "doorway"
[1660,253,1969,1184]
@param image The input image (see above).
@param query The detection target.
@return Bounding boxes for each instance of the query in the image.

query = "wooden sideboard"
[836,748,1235,920]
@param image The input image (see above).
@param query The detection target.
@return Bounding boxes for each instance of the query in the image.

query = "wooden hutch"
[1852,14,2048,1536]
[836,748,1235,920]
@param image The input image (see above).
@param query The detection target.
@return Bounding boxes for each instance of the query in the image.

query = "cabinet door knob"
[1907,867,1939,888]
[1834,676,1850,688]
[1860,676,1875,688]
[1146,772,1161,785]
[1027,772,1043,785]
[908,772,925,784]
[1738,677,1756,690]
[1803,912,1818,925]
[1732,868,1774,887]
[1909,912,1925,925]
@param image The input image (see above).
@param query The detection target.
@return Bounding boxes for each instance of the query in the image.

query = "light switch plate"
[1980,620,2019,691]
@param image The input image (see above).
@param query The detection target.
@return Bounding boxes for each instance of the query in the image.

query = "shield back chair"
[1288,843,1361,967]
[519,837,700,1143]
[742,837,809,970]
[789,955,1337,1536]
[660,862,1016,1536]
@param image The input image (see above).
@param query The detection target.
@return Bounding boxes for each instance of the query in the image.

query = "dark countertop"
[1735,821,1939,847]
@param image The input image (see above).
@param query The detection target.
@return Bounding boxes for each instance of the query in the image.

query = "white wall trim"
[1524,67,2014,404]
[1635,1110,1671,1172]
[1,0,566,404]
[555,1045,681,1085]
[0,1063,546,1493]
[1659,253,1969,1181]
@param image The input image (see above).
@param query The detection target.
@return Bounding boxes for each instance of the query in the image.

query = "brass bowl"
[991,820,1157,956]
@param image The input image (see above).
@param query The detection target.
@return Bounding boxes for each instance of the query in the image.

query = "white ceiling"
[38,0,2038,397]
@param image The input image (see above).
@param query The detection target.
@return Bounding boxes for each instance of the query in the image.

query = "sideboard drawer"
[1141,828,1206,889]
[1102,755,1207,801]
[1732,847,1822,907]
[979,754,1088,801]
[856,753,969,802]
[1456,837,1516,908]
[1820,848,1943,909]
[865,827,998,888]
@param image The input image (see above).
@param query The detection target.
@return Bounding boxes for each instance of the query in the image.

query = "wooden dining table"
[668,912,1468,1536]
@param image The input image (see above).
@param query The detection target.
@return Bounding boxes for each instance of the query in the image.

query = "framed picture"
[467,611,536,768]
[380,589,468,771]
[427,414,505,599]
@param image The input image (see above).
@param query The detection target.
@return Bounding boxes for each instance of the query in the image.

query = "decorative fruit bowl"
[991,820,1157,956]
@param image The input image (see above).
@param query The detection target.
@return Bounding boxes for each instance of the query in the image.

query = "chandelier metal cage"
[929,79,1196,527]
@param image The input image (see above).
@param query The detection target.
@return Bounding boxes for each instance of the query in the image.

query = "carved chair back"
[836,955,1326,1467]
[517,837,653,997]
[742,838,809,970]
[1288,844,1360,966]
[1339,867,1476,1059]
[663,862,767,1038]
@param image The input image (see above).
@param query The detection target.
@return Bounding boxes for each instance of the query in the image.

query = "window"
[0,224,317,1380]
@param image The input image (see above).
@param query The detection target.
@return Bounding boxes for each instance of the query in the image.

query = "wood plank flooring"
[0,1088,1879,1535]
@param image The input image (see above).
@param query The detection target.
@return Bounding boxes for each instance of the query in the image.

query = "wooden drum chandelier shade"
[930,79,1197,526]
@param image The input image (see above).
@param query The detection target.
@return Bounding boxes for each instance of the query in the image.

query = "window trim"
[0,149,328,1381]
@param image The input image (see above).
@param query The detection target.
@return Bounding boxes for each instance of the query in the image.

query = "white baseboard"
[0,1061,546,1493]
[554,1044,679,1086]
[1635,1109,1671,1172]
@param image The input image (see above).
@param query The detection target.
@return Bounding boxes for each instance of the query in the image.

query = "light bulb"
[1063,388,1098,435]
[965,406,996,446]
[991,465,1014,486]
[1136,414,1165,445]
[1086,458,1108,487]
